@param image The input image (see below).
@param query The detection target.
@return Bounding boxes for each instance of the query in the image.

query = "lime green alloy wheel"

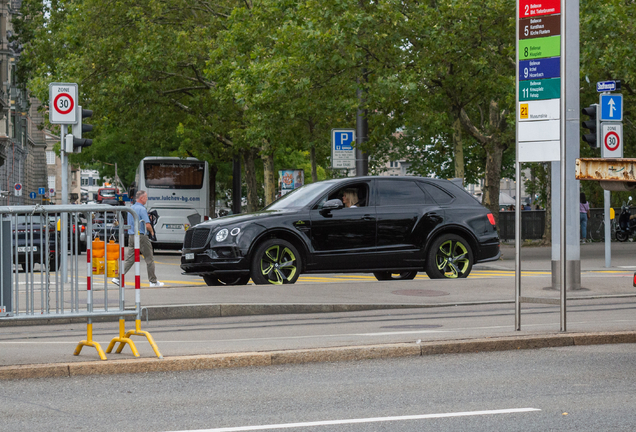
[425,234,473,279]
[251,239,301,285]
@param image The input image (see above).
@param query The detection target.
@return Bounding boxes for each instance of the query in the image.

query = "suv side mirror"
[320,199,344,216]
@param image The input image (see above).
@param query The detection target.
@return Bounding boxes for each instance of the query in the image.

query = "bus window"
[144,162,205,189]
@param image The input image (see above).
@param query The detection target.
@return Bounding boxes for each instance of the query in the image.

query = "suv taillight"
[487,213,496,226]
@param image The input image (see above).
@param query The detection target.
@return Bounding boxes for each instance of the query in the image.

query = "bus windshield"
[144,162,205,189]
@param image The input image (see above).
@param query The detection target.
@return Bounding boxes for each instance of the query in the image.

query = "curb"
[2,331,635,380]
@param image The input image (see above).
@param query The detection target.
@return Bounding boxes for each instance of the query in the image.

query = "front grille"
[185,227,210,249]
[184,230,193,248]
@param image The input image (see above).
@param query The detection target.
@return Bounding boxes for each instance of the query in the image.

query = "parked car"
[180,176,500,286]
[12,215,61,272]
[51,214,87,254]
[96,187,120,205]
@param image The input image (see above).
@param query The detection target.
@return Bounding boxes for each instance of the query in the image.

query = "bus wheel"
[203,274,250,286]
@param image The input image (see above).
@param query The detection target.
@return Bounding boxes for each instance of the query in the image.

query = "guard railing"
[0,204,162,361]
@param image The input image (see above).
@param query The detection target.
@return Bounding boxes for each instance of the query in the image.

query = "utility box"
[1,218,11,316]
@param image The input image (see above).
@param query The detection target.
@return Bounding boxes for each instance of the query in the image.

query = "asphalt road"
[1,343,635,432]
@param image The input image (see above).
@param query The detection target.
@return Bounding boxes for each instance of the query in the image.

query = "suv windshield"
[265,181,337,210]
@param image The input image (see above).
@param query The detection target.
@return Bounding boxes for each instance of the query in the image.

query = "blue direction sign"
[29,192,36,199]
[597,80,617,92]
[519,57,560,81]
[600,94,623,121]
[38,187,45,195]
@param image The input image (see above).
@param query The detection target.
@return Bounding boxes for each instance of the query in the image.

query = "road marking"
[165,408,541,432]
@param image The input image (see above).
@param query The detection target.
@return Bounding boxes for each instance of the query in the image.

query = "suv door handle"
[362,215,375,221]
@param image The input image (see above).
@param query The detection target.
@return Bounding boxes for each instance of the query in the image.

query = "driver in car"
[342,189,360,208]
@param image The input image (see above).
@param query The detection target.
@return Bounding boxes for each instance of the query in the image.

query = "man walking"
[112,190,164,287]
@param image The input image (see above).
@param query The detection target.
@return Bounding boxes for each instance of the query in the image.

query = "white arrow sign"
[608,98,616,118]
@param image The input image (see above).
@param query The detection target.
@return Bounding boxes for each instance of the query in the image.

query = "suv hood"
[197,209,293,229]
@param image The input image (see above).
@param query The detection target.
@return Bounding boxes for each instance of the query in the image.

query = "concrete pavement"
[1,242,635,379]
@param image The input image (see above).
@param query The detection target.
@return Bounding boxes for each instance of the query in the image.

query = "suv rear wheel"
[250,239,301,285]
[425,234,473,279]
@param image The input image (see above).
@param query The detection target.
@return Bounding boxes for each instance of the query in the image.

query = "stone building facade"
[0,0,47,205]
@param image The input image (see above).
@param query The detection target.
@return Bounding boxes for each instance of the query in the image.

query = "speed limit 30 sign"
[49,83,78,124]
[601,123,623,158]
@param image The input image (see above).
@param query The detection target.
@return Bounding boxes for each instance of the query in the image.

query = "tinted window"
[420,183,454,204]
[377,180,432,206]
[144,162,205,189]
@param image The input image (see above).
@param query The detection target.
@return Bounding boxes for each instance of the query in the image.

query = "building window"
[48,175,56,190]
[46,151,56,165]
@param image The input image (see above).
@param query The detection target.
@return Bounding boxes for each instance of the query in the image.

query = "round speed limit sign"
[49,83,78,124]
[601,123,623,158]
[605,131,619,151]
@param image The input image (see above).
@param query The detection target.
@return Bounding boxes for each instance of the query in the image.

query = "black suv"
[181,176,500,285]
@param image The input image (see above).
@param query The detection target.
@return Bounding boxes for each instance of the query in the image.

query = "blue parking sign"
[600,94,623,121]
[334,131,354,150]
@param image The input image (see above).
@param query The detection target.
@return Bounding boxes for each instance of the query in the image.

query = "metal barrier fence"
[0,204,161,361]
[498,208,633,241]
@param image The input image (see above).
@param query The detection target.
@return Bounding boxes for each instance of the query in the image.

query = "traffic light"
[73,106,93,153]
[581,103,599,148]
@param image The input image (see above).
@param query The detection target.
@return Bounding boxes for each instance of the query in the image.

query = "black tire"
[616,230,629,242]
[588,219,603,242]
[425,234,473,279]
[250,239,301,285]
[202,274,250,286]
[373,271,418,281]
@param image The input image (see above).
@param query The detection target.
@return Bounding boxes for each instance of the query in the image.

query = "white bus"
[134,157,209,249]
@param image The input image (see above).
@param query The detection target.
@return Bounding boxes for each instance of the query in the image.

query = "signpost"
[516,0,575,332]
[601,123,623,157]
[14,183,22,197]
[49,82,80,283]
[29,192,36,200]
[331,129,356,169]
[49,83,78,125]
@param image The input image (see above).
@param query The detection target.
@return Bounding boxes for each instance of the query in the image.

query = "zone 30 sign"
[49,83,78,124]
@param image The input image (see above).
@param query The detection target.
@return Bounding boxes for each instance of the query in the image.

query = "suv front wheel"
[250,239,301,285]
[425,234,473,279]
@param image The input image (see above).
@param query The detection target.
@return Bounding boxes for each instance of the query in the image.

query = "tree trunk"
[308,120,318,183]
[209,164,218,218]
[482,140,504,226]
[452,117,464,181]
[310,145,318,183]
[541,163,551,245]
[262,141,276,206]
[243,149,259,213]
[459,100,509,228]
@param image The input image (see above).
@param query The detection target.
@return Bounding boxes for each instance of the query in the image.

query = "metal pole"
[514,0,521,330]
[355,75,369,177]
[604,190,611,267]
[61,125,68,283]
[559,0,568,332]
[515,162,521,330]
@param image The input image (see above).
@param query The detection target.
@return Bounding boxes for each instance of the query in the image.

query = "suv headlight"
[215,228,229,242]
